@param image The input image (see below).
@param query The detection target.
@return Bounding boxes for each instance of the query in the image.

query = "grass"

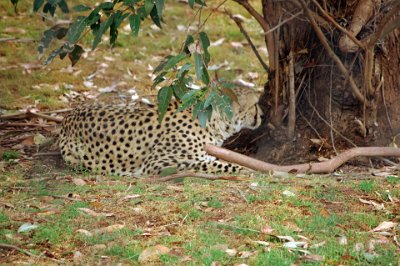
[1,0,399,265]
[0,165,399,264]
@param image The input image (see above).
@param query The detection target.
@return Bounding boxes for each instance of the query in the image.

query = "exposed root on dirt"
[0,243,63,263]
[205,144,400,174]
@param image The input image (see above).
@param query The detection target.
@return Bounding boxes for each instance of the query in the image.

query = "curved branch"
[205,144,400,174]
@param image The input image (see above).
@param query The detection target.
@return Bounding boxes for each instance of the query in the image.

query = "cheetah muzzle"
[59,88,263,177]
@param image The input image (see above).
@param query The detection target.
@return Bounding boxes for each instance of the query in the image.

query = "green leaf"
[150,5,162,28]
[38,25,68,58]
[152,71,167,88]
[202,67,210,84]
[57,0,69,13]
[192,101,203,118]
[129,14,140,36]
[157,86,173,122]
[178,90,197,112]
[177,63,191,78]
[92,15,114,50]
[197,109,209,128]
[45,46,63,64]
[67,16,87,43]
[87,12,100,26]
[110,11,128,47]
[33,0,44,12]
[43,3,56,16]
[183,35,194,54]
[137,6,147,19]
[164,53,187,71]
[203,90,216,108]
[101,2,114,11]
[194,52,203,81]
[73,4,91,12]
[123,0,139,5]
[217,94,233,119]
[195,0,206,6]
[199,31,210,64]
[155,0,164,19]
[154,56,172,73]
[144,0,154,15]
[188,0,195,8]
[173,82,188,100]
[68,44,84,66]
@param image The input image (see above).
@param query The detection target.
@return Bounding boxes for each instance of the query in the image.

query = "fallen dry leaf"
[261,224,274,234]
[94,224,125,234]
[76,229,93,237]
[72,178,87,186]
[225,248,237,257]
[359,198,385,210]
[369,221,398,232]
[138,245,170,262]
[78,208,114,217]
[301,254,324,262]
[283,241,307,249]
[122,194,141,200]
[337,235,348,245]
[238,251,257,258]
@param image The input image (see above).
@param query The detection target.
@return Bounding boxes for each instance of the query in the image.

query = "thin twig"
[0,243,63,263]
[225,9,270,73]
[0,243,36,257]
[288,51,296,138]
[262,10,303,36]
[0,122,54,128]
[0,38,36,43]
[33,152,62,157]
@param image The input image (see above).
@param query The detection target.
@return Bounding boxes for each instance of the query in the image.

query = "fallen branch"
[205,144,400,174]
[0,110,63,123]
[0,243,63,263]
[0,122,54,128]
[144,172,248,183]
[0,243,36,257]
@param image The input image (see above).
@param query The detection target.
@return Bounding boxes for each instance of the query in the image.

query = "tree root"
[205,144,400,174]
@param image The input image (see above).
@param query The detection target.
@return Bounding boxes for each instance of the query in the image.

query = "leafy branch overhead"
[32,0,205,65]
[28,0,235,127]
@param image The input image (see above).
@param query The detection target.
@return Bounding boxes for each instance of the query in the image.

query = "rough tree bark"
[231,0,400,164]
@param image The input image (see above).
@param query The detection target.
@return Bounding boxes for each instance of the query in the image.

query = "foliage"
[1,150,20,161]
[19,0,236,126]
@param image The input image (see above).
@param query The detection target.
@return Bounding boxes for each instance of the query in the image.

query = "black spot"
[99,111,105,116]
[120,129,125,134]
[144,118,151,123]
[119,137,124,142]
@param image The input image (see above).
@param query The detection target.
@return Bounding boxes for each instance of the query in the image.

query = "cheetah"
[59,87,263,176]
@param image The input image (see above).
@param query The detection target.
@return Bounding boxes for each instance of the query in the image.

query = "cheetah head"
[231,87,263,130]
[211,87,263,140]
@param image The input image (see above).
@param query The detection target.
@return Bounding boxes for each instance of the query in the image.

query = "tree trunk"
[231,0,400,164]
